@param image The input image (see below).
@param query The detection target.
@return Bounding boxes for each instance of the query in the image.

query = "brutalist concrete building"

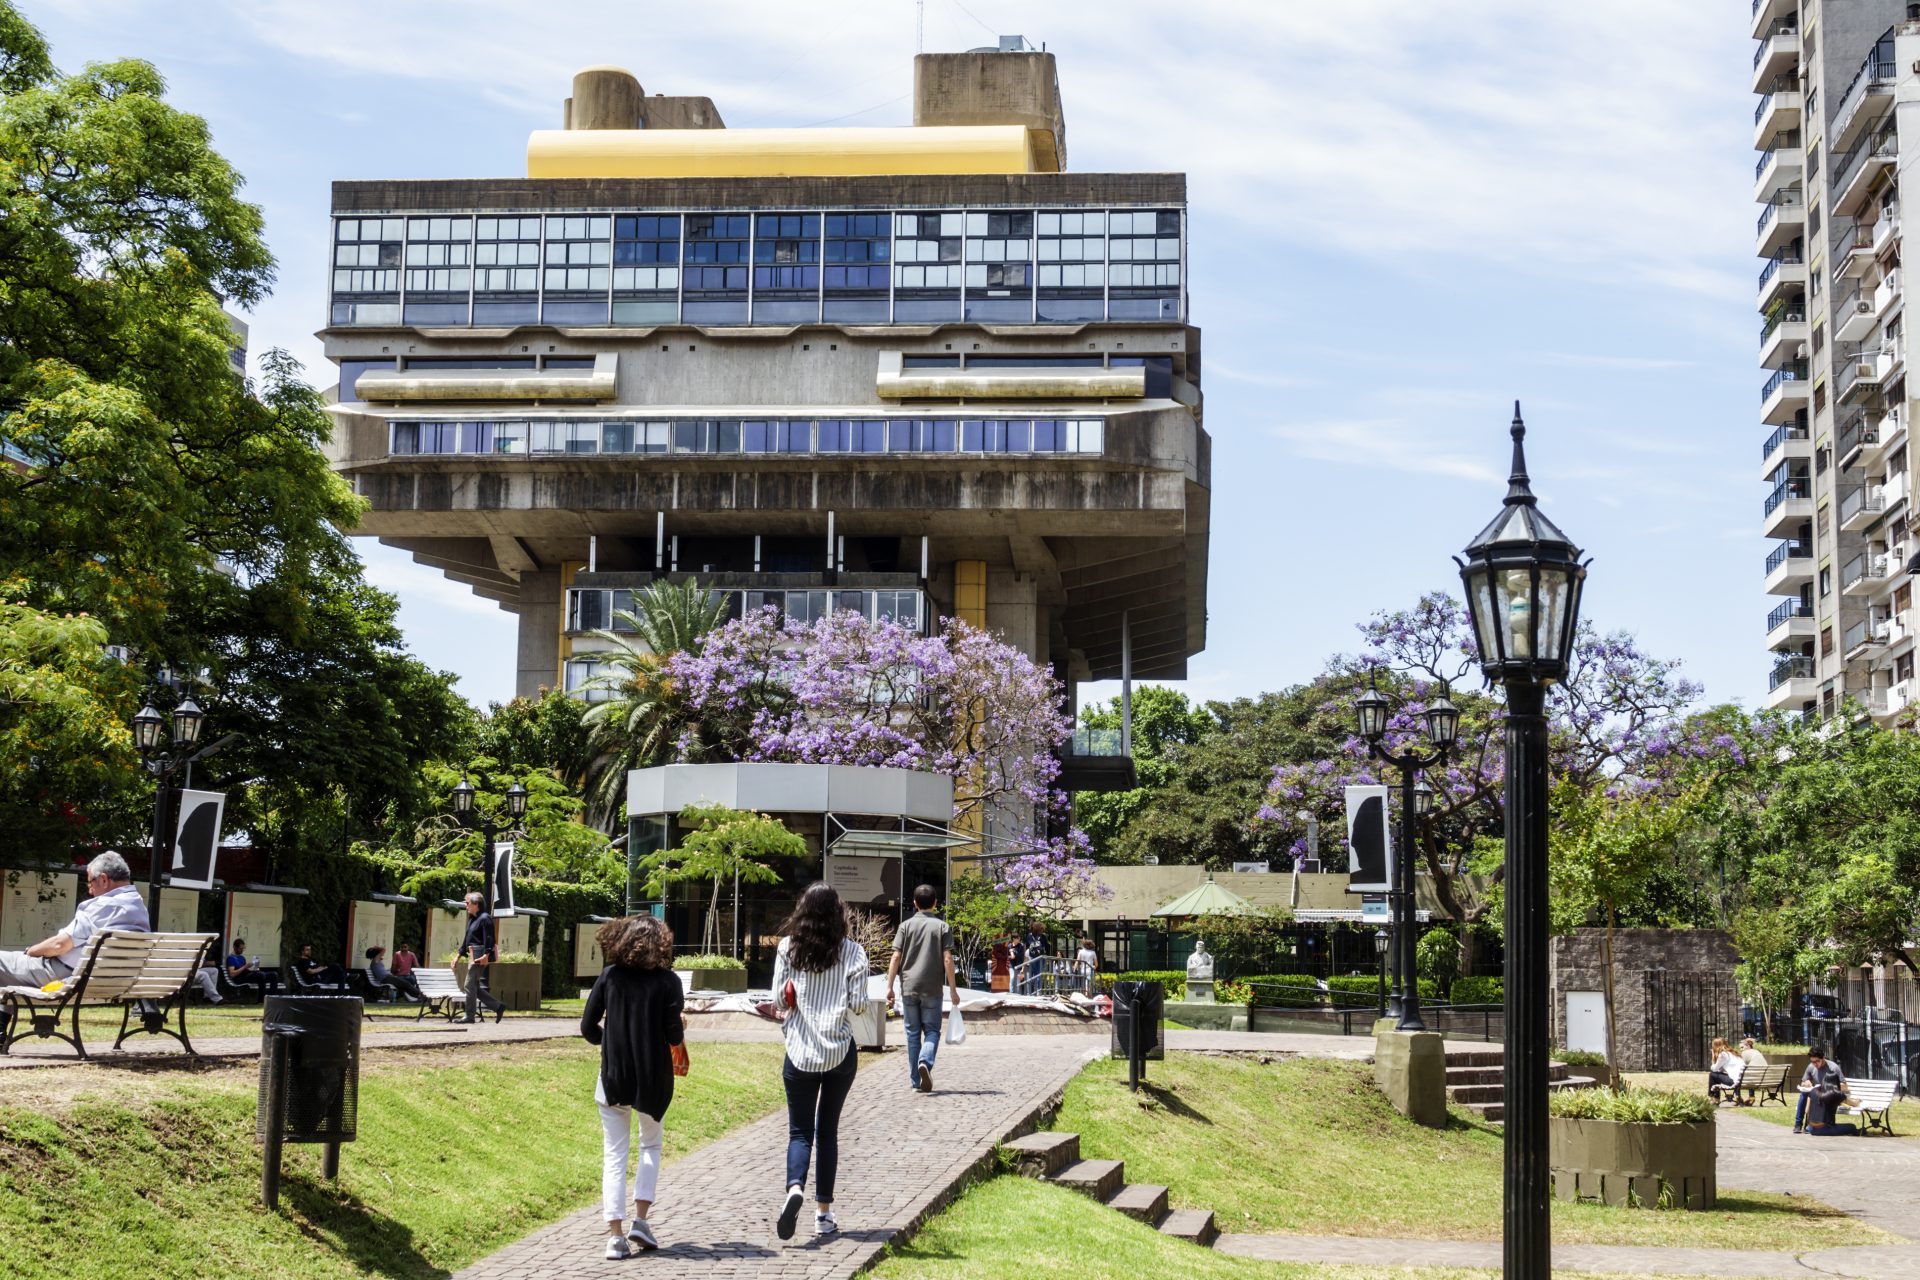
[320,48,1210,785]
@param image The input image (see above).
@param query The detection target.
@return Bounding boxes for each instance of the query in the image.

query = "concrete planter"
[849,999,888,1051]
[1766,1051,1810,1081]
[1550,1117,1715,1209]
[675,967,748,994]
[451,961,543,1011]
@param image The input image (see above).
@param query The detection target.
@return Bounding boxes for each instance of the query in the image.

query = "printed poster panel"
[169,789,226,890]
[1344,785,1393,894]
[574,920,608,979]
[496,914,530,958]
[425,906,466,966]
[225,891,284,968]
[346,900,397,968]
[0,871,78,951]
[824,851,900,911]
[132,884,199,935]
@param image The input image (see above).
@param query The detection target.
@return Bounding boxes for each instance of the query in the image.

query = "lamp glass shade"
[172,696,205,747]
[1413,778,1433,817]
[1464,563,1501,667]
[1355,686,1390,740]
[132,704,166,753]
[1374,928,1389,955]
[451,776,476,814]
[505,781,529,817]
[1424,695,1459,750]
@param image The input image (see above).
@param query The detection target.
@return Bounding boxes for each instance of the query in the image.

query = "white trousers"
[596,1078,663,1222]
[192,966,221,1001]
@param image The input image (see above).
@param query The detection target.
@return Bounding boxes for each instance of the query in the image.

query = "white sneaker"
[777,1186,805,1240]
[626,1218,658,1250]
[814,1210,839,1236]
[604,1235,631,1260]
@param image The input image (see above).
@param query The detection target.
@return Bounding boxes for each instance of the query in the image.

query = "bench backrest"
[413,968,464,996]
[1846,1079,1901,1106]
[70,931,218,1003]
[1753,1065,1789,1087]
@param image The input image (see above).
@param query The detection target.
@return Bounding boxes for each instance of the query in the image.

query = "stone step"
[1158,1207,1219,1246]
[1107,1182,1170,1224]
[1471,1103,1505,1122]
[1051,1158,1125,1202]
[1004,1131,1080,1178]
[1446,1083,1504,1105]
[1445,1066,1502,1086]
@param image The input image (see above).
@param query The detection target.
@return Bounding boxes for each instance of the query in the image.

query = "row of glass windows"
[387,416,1108,458]
[329,206,1184,328]
[566,587,924,635]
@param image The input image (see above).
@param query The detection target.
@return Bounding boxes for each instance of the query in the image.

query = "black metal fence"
[1242,981,1505,1042]
[1642,970,1740,1072]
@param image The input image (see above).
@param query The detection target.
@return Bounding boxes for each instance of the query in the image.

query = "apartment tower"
[1758,0,1919,720]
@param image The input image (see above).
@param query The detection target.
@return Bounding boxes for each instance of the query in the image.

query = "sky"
[28,0,1763,715]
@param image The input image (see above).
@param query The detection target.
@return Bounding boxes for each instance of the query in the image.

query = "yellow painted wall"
[527,125,1057,180]
[557,561,584,688]
[953,560,988,631]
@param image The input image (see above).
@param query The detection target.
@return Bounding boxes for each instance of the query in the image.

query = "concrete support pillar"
[954,560,987,631]
[515,570,563,699]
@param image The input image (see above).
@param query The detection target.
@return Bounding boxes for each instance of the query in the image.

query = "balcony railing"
[1844,618,1876,653]
[1068,727,1125,757]
[1840,485,1887,524]
[1761,363,1807,402]
[1765,540,1810,573]
[1761,422,1808,460]
[1764,476,1810,515]
[1838,413,1879,463]
[1833,32,1897,141]
[1755,132,1802,180]
[1754,21,1798,68]
[1761,306,1805,342]
[1770,655,1815,689]
[1755,74,1798,124]
[1757,190,1803,238]
[1841,552,1889,589]
[564,584,927,635]
[1833,125,1897,200]
[1767,600,1813,632]
[1758,252,1803,291]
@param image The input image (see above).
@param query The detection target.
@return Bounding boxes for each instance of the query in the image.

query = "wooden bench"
[411,968,467,1021]
[1838,1079,1902,1135]
[1738,1064,1791,1106]
[0,930,218,1059]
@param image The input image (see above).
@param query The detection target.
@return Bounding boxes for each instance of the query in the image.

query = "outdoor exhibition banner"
[170,789,226,890]
[491,842,517,917]
[1344,784,1393,894]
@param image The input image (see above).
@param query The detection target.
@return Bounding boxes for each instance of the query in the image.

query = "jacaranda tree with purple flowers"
[670,607,1104,917]
[1255,591,1704,930]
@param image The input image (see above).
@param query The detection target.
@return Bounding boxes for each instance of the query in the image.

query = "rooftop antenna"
[916,0,925,53]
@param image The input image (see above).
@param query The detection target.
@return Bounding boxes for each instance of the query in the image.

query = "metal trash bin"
[257,995,362,1207]
[1110,980,1166,1063]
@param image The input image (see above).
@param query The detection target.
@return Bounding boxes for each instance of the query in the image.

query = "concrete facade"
[321,60,1208,709]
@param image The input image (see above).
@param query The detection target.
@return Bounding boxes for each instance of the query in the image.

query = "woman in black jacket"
[581,915,685,1259]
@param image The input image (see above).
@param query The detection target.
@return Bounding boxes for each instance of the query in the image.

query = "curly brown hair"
[598,915,674,970]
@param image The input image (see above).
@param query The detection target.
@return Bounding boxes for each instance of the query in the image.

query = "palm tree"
[578,580,730,831]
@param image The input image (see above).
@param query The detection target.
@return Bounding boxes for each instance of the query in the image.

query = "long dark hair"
[779,882,847,972]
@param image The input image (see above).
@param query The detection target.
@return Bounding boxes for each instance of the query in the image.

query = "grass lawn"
[1626,1070,1920,1141]
[54,995,590,1045]
[0,1038,783,1280]
[1047,1054,1889,1250]
[870,1176,1751,1280]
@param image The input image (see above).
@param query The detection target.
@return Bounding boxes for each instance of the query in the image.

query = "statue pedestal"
[1185,979,1214,1004]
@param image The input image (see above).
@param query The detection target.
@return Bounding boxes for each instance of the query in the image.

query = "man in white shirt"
[0,851,151,990]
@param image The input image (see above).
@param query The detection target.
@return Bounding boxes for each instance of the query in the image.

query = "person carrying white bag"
[944,1000,967,1047]
[884,884,964,1092]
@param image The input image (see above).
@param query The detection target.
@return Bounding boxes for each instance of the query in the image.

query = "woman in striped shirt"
[771,882,870,1241]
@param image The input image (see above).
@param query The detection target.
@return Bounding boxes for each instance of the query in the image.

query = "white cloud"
[1266,415,1505,486]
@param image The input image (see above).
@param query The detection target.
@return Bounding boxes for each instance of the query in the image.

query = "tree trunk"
[705,876,722,955]
[1600,903,1623,1088]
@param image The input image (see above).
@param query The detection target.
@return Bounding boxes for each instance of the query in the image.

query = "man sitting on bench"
[0,852,150,1034]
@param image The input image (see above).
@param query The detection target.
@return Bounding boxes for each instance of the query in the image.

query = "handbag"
[945,1003,967,1046]
[671,1042,690,1077]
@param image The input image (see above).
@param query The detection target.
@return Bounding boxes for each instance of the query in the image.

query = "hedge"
[1240,974,1322,1007]
[1450,976,1504,1006]
[1094,970,1187,1002]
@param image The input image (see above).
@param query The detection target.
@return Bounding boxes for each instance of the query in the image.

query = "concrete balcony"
[1834,130,1898,218]
[1836,290,1878,344]
[1054,726,1136,793]
[1832,52,1897,153]
[1750,0,1794,42]
[1837,223,1878,280]
[1767,654,1816,709]
[1840,484,1888,532]
[1751,28,1800,95]
[1837,413,1879,471]
[1865,679,1913,722]
[1766,600,1815,650]
[1873,211,1902,259]
[1758,253,1806,310]
[1873,269,1903,326]
[1760,363,1809,424]
[1836,353,1886,407]
[1763,540,1814,594]
[1754,136,1802,203]
[1753,83,1803,150]
[1756,191,1805,258]
[1841,552,1892,596]
[1759,310,1809,368]
[1759,422,1810,478]
[1762,479,1813,538]
[1843,617,1886,660]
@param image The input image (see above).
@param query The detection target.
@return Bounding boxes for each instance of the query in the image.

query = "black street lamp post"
[1354,682,1458,1031]
[450,771,529,920]
[1457,405,1586,1280]
[1373,927,1390,1018]
[131,689,209,922]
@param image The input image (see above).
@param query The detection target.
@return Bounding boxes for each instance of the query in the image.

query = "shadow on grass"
[285,1176,450,1280]
[1134,1081,1212,1124]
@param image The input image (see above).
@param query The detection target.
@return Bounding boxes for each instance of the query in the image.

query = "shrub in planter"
[448,952,543,1011]
[1548,1087,1716,1209]
[1554,1047,1610,1071]
[674,953,749,993]
[1093,971,1187,1002]
[1214,978,1253,1006]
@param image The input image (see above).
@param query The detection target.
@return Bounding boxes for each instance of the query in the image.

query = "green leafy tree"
[1416,927,1462,997]
[578,580,732,830]
[472,690,593,787]
[1073,686,1214,860]
[1192,906,1294,979]
[0,600,135,846]
[402,758,620,891]
[945,871,1020,981]
[635,803,805,956]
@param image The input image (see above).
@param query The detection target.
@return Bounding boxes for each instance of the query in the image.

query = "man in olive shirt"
[885,884,962,1093]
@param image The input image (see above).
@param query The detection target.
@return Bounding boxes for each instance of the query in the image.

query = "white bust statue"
[1186,941,1213,981]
